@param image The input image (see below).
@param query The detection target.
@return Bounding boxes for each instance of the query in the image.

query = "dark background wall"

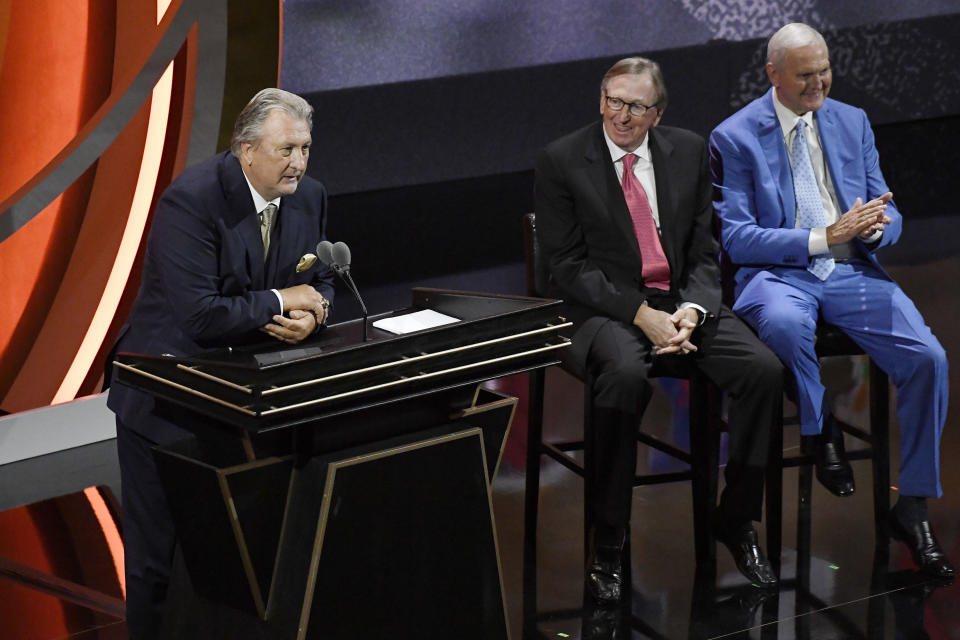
[279,5,960,321]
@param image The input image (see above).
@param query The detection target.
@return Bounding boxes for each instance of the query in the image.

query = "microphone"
[316,240,335,269]
[315,239,369,341]
[331,241,351,270]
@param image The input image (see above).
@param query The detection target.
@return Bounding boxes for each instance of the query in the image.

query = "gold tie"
[259,203,277,261]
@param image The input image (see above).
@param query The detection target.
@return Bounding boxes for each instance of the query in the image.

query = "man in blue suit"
[710,23,952,578]
[108,88,335,638]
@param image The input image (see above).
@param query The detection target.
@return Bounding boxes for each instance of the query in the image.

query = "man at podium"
[107,88,335,640]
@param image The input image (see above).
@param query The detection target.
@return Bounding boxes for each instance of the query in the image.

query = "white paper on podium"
[372,309,460,335]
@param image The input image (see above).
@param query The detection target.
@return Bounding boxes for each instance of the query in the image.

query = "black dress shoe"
[801,419,855,497]
[888,514,956,579]
[586,542,624,605]
[716,522,778,586]
[581,605,626,639]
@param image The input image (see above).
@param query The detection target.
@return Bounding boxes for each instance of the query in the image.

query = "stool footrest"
[541,443,586,476]
[634,470,693,485]
[636,432,693,464]
[837,420,874,445]
[781,446,875,469]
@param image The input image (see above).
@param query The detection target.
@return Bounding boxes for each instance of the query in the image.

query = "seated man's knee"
[909,339,948,378]
[748,309,817,364]
[755,305,814,343]
[591,359,649,410]
[748,345,785,392]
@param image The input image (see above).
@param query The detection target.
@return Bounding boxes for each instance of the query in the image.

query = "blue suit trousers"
[732,259,947,498]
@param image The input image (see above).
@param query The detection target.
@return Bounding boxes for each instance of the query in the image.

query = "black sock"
[820,413,840,440]
[595,523,626,548]
[716,501,754,535]
[893,495,928,527]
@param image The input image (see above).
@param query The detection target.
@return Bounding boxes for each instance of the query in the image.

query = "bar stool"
[716,253,892,571]
[765,325,891,571]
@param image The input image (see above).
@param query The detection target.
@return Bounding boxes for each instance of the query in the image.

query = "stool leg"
[795,462,814,631]
[869,363,891,545]
[689,375,718,567]
[765,414,784,574]
[796,463,814,559]
[621,526,632,603]
[523,369,546,637]
[760,591,782,640]
[688,567,718,640]
[866,549,888,638]
[583,376,596,564]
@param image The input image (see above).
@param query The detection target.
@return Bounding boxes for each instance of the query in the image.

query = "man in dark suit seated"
[107,88,335,639]
[535,57,784,602]
[710,23,953,579]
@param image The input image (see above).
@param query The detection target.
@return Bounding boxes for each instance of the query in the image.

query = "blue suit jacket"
[709,88,902,297]
[108,151,335,443]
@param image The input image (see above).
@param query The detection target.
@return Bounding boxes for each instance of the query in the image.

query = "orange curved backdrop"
[0,0,283,415]
[0,1,117,409]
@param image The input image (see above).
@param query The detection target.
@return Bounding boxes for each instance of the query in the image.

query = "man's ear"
[240,142,254,165]
[652,108,664,127]
[765,61,778,87]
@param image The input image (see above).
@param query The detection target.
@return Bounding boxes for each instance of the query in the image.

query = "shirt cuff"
[271,289,284,314]
[677,301,708,325]
[863,228,883,244]
[808,227,829,256]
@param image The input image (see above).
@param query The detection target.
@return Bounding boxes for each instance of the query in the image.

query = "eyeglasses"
[604,95,656,117]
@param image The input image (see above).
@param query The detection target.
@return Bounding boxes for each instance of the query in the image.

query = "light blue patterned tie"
[791,119,834,280]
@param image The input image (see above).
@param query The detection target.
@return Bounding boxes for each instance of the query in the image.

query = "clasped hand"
[260,284,329,344]
[826,192,893,245]
[260,309,316,344]
[633,305,699,355]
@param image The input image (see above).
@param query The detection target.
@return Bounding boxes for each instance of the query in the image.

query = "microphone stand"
[334,266,368,341]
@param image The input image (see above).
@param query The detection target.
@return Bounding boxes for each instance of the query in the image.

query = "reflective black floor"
[493,356,960,639]
[1,245,958,639]
[491,247,960,639]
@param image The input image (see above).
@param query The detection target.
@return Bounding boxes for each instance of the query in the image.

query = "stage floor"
[1,250,958,639]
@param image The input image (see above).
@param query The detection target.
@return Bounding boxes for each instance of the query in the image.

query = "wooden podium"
[113,289,570,640]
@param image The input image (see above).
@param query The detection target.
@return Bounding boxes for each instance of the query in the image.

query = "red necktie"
[621,153,670,291]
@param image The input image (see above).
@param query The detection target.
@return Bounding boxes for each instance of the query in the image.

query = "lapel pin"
[296,253,317,272]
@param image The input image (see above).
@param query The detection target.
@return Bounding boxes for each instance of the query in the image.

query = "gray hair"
[230,88,313,156]
[600,56,668,110]
[767,23,828,67]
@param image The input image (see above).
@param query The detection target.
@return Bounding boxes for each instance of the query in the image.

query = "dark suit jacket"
[107,151,335,444]
[709,88,901,297]
[534,121,721,373]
